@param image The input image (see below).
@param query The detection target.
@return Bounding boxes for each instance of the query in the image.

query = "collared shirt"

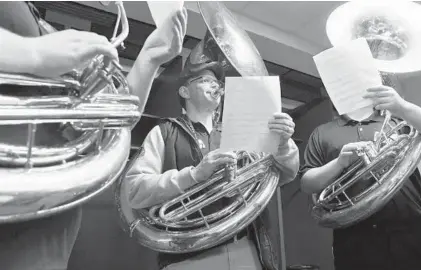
[300,114,421,224]
[191,121,212,156]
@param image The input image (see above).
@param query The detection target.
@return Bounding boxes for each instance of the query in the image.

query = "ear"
[178,86,190,99]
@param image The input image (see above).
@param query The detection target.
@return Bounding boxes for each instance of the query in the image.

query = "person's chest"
[192,123,221,156]
[322,121,384,163]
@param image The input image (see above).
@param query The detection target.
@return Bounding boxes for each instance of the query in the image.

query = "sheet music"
[313,38,382,121]
[147,1,184,28]
[220,76,281,154]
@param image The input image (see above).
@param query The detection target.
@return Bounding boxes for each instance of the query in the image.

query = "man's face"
[184,70,224,110]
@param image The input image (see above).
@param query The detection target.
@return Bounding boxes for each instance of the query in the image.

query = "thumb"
[374,131,380,141]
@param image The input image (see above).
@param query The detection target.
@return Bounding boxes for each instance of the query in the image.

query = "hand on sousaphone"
[26,30,118,78]
[190,149,237,183]
[0,26,117,79]
[336,141,373,170]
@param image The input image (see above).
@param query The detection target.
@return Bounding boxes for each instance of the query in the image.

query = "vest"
[156,116,280,270]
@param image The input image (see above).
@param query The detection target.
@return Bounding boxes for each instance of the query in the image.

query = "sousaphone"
[115,1,280,253]
[0,1,141,223]
[312,1,421,228]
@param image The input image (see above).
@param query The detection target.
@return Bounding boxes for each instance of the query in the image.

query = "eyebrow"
[189,76,217,83]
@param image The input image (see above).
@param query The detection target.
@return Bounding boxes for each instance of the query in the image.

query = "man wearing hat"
[124,35,300,269]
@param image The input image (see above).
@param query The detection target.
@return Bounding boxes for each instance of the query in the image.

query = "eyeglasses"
[186,76,224,90]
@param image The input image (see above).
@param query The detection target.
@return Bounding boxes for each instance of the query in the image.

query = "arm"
[400,101,421,132]
[125,125,197,209]
[299,126,334,194]
[300,128,364,194]
[0,28,38,74]
[0,27,117,78]
[273,138,300,186]
[125,52,159,114]
[364,86,421,132]
[300,158,344,194]
[126,8,187,113]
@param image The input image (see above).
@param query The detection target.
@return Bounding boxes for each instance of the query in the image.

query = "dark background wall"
[282,99,334,270]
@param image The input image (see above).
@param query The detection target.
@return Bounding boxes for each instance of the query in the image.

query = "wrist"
[190,166,200,183]
[25,37,42,76]
[400,101,414,119]
[277,138,292,155]
[141,48,164,67]
[334,158,346,171]
[278,138,290,149]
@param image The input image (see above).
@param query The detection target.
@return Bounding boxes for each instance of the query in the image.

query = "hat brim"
[177,61,225,89]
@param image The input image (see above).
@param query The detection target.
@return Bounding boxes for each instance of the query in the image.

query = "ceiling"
[34,1,371,120]
[221,1,344,50]
[75,1,345,77]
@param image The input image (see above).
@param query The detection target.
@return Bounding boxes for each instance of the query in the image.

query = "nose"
[210,82,221,89]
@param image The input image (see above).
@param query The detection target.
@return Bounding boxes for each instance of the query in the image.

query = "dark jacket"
[156,116,280,270]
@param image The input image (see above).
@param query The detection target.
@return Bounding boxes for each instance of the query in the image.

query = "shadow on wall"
[282,99,335,270]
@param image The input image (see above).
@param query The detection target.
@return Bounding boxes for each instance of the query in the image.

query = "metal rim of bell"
[326,1,421,74]
[196,1,268,76]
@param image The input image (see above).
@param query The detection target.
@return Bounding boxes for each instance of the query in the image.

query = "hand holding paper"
[143,1,187,65]
[220,76,281,154]
[313,38,382,121]
[148,1,184,28]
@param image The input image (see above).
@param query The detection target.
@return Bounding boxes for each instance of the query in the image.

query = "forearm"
[126,50,160,114]
[126,166,197,209]
[125,126,199,209]
[401,101,421,132]
[0,28,37,74]
[273,139,300,186]
[300,158,344,194]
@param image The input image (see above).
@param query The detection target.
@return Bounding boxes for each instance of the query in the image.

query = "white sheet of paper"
[147,1,184,28]
[313,38,382,121]
[220,76,281,154]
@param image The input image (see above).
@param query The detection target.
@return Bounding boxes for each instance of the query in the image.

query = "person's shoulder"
[306,118,341,148]
[312,118,339,134]
[157,117,179,130]
[156,117,185,140]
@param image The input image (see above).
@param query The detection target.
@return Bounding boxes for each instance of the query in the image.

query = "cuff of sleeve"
[177,166,198,192]
[277,139,294,155]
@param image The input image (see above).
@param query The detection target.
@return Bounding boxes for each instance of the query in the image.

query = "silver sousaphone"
[312,1,421,228]
[0,1,141,223]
